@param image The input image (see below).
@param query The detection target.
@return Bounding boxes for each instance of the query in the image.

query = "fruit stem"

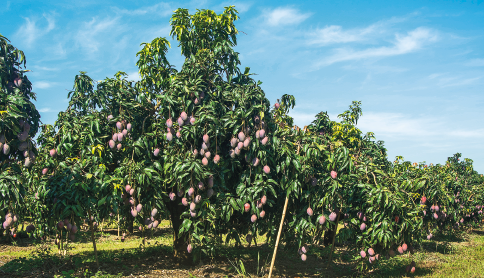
[268,193,289,278]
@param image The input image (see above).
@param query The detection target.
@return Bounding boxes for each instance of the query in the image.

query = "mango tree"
[36,72,124,264]
[0,34,41,239]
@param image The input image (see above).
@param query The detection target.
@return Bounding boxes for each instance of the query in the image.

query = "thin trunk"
[142,226,145,251]
[88,209,100,268]
[253,232,258,247]
[268,195,290,278]
[328,208,342,265]
[60,230,64,255]
[64,232,69,256]
[58,231,62,255]
[127,213,134,234]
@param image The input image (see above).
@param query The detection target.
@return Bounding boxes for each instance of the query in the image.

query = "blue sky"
[2,0,484,172]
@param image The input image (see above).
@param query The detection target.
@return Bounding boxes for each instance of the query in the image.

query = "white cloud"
[308,25,376,45]
[38,107,51,112]
[15,13,56,46]
[288,111,317,127]
[357,112,439,138]
[448,129,484,138]
[127,71,141,82]
[289,111,484,149]
[263,7,311,27]
[31,65,59,71]
[112,3,173,17]
[307,14,411,46]
[35,81,53,89]
[357,112,484,141]
[315,27,438,67]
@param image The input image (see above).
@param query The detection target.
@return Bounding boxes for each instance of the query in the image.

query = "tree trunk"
[127,213,134,234]
[166,197,191,264]
[323,227,333,246]
[328,209,342,264]
[88,209,100,268]
[323,213,341,247]
[60,230,63,255]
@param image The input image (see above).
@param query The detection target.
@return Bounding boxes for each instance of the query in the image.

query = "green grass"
[2,222,484,277]
[371,229,484,277]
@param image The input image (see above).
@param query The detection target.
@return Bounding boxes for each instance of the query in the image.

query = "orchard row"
[1,7,483,274]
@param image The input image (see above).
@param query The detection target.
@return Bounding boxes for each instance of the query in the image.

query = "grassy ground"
[1,221,484,277]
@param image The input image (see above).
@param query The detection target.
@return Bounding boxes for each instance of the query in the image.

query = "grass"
[2,222,484,277]
[371,229,484,277]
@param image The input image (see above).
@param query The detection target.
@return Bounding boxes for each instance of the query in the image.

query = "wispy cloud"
[34,81,54,89]
[440,76,482,87]
[15,13,56,46]
[31,65,60,71]
[466,58,484,67]
[307,14,411,46]
[112,3,173,17]
[219,2,252,13]
[427,73,482,87]
[448,129,484,138]
[38,107,51,112]
[307,25,375,45]
[290,110,484,147]
[263,7,311,27]
[428,73,447,79]
[75,17,121,55]
[357,112,484,141]
[357,112,440,138]
[314,27,438,67]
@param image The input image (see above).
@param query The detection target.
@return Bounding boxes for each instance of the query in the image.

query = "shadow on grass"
[370,258,434,278]
[0,241,175,277]
[470,229,484,236]
[3,228,483,278]
[1,239,364,278]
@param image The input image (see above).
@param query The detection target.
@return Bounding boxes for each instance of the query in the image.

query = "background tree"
[0,34,41,240]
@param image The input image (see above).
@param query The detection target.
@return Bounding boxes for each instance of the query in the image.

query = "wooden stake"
[268,194,289,278]
[117,213,120,237]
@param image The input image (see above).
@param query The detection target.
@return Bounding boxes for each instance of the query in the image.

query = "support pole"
[268,194,289,278]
